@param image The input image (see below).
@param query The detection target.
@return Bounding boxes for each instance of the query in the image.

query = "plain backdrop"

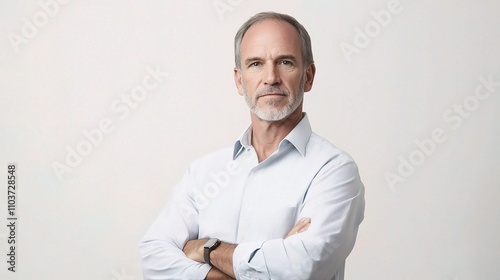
[0,1,499,279]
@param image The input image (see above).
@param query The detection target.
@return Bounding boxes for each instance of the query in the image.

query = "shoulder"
[306,133,364,198]
[306,132,357,168]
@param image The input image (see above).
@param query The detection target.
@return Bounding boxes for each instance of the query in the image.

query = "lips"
[259,93,287,98]
[255,86,290,99]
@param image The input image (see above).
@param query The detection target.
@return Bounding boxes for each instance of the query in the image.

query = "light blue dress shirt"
[140,113,365,280]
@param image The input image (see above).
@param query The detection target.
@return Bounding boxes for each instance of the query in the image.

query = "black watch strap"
[203,238,221,266]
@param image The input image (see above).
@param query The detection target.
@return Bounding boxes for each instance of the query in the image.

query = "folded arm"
[139,169,214,279]
[184,159,365,279]
[183,218,312,279]
[140,157,364,279]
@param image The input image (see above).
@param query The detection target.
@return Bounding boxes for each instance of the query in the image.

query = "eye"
[280,60,293,66]
[249,62,261,68]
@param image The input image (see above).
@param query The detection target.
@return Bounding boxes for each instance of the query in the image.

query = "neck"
[250,107,303,162]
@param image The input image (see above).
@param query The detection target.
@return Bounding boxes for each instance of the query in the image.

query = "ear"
[303,63,316,93]
[234,67,244,96]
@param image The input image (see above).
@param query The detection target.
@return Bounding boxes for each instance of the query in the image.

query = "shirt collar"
[233,113,312,159]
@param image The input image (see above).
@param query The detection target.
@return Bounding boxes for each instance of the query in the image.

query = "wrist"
[204,238,221,266]
[208,242,237,278]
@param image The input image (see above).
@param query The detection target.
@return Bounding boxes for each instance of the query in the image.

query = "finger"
[297,219,311,233]
[296,217,311,232]
[286,217,311,238]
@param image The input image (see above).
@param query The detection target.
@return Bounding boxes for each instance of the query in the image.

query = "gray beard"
[242,73,305,121]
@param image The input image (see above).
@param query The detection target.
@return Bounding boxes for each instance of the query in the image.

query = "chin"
[253,108,292,122]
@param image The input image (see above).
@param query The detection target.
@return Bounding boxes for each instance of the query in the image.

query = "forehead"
[240,19,302,59]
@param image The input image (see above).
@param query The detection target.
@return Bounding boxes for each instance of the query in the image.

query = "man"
[140,12,365,280]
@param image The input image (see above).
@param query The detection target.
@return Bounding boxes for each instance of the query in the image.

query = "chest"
[197,155,316,243]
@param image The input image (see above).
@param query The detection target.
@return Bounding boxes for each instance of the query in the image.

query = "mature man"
[140,12,365,280]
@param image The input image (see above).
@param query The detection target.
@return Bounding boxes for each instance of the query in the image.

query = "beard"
[242,73,305,121]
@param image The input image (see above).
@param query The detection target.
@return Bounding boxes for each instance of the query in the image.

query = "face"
[234,20,315,121]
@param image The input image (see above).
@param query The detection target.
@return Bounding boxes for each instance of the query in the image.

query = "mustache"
[255,86,290,98]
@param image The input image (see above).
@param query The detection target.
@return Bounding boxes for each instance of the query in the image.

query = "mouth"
[258,92,287,98]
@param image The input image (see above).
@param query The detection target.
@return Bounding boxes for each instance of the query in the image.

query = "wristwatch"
[203,238,221,266]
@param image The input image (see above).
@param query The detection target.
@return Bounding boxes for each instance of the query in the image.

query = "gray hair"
[234,12,314,69]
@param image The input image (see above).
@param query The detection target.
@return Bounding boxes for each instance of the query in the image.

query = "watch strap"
[204,238,221,266]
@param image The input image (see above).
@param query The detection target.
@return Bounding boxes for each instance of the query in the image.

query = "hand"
[184,239,237,279]
[285,217,311,238]
[183,238,208,263]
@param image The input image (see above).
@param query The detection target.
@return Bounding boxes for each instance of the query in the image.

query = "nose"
[264,64,281,86]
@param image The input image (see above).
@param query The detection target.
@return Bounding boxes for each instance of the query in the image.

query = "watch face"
[205,238,219,249]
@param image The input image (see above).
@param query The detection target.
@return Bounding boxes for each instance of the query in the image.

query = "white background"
[1,0,499,279]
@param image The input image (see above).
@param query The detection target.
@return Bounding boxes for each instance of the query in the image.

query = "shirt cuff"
[186,263,212,280]
[233,241,266,279]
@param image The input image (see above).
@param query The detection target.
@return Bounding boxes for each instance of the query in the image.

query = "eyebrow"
[276,55,299,62]
[244,54,299,66]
